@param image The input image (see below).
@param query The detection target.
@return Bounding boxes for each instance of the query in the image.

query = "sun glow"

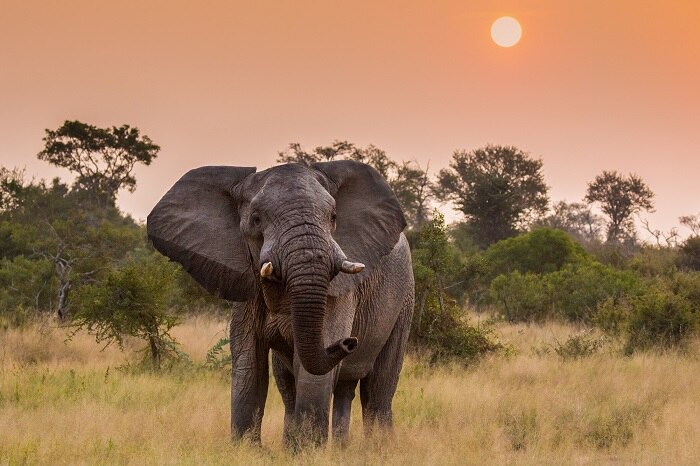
[491,16,522,47]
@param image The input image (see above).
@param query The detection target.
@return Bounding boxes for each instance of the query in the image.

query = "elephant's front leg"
[230,301,269,442]
[291,354,337,447]
[332,379,358,444]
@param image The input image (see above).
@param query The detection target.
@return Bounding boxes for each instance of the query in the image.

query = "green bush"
[551,330,605,360]
[479,228,594,315]
[489,272,551,322]
[417,297,502,364]
[0,256,55,327]
[678,236,700,271]
[587,240,637,269]
[628,246,678,277]
[594,296,633,336]
[484,228,590,277]
[70,253,186,369]
[411,213,501,362]
[489,262,642,324]
[667,271,700,305]
[547,263,642,323]
[624,287,699,354]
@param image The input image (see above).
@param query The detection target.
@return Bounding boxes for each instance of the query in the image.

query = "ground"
[1,315,699,465]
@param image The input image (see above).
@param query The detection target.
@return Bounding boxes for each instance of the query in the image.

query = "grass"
[1,315,699,465]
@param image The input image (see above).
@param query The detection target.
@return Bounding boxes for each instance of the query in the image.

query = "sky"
[1,0,699,238]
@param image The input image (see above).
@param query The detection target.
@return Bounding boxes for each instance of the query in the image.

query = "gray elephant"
[147,160,414,445]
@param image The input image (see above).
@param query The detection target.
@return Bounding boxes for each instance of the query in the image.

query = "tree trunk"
[149,334,161,370]
[57,279,70,320]
[417,288,428,336]
[437,279,445,316]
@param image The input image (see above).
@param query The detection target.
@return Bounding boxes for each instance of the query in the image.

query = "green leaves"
[0,166,144,322]
[70,253,184,369]
[483,228,590,277]
[436,145,549,247]
[585,171,654,243]
[37,120,160,204]
[411,213,501,362]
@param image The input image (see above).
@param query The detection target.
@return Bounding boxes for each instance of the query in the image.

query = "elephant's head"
[146,161,406,375]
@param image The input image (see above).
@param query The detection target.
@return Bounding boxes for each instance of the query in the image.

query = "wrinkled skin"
[147,161,414,445]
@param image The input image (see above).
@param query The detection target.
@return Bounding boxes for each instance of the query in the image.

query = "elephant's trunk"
[284,235,357,376]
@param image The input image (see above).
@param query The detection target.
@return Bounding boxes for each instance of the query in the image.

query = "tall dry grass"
[1,315,699,465]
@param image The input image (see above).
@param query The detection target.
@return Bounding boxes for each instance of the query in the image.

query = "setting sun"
[491,16,522,47]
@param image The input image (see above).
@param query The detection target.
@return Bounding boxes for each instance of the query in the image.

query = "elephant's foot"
[286,410,330,451]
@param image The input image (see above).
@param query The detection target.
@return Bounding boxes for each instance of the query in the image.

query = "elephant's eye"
[331,212,337,223]
[251,214,262,228]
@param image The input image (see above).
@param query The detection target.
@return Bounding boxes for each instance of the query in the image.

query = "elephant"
[147,160,415,445]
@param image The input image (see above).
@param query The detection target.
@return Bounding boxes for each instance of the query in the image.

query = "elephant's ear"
[147,166,257,302]
[312,160,407,296]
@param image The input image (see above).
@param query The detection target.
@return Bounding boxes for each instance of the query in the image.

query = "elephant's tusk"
[341,260,365,274]
[260,262,273,278]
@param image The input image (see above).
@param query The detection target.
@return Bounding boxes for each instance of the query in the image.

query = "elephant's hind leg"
[332,379,358,444]
[360,296,414,432]
[271,351,296,447]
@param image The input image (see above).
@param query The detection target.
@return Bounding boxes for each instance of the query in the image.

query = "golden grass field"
[1,315,699,465]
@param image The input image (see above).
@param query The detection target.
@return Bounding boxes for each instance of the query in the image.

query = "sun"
[491,16,522,47]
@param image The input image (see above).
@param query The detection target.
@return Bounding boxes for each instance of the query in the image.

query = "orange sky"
[1,0,699,237]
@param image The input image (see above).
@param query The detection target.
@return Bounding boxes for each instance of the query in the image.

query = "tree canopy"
[585,171,654,243]
[435,144,549,248]
[37,120,160,205]
[0,175,143,319]
[0,167,26,213]
[538,201,604,244]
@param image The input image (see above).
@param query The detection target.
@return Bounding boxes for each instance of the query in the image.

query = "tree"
[37,120,160,205]
[679,236,700,271]
[539,201,604,244]
[0,256,54,328]
[388,160,432,228]
[277,140,433,229]
[0,176,143,319]
[435,144,549,248]
[412,212,461,328]
[585,171,654,243]
[411,212,500,361]
[70,253,185,369]
[0,167,26,213]
[483,228,590,277]
[679,213,700,237]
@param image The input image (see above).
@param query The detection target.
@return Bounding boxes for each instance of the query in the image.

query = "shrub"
[484,228,589,277]
[417,301,502,364]
[669,271,700,303]
[489,262,643,324]
[0,256,55,327]
[629,246,679,277]
[587,240,637,269]
[594,296,633,336]
[411,213,501,363]
[551,330,605,360]
[489,272,551,322]
[678,236,700,271]
[547,263,642,323]
[624,287,699,354]
[204,337,232,370]
[70,253,187,369]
